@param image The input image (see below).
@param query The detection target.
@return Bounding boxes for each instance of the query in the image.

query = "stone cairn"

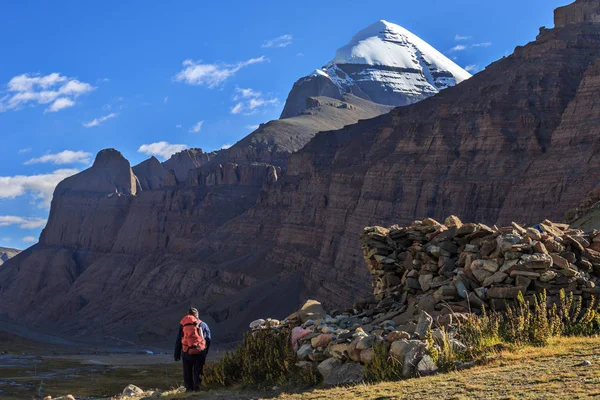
[250,216,600,386]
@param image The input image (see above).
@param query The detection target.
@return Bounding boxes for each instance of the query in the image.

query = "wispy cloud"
[25,150,92,166]
[449,45,467,53]
[464,64,479,73]
[83,113,117,128]
[0,216,47,229]
[23,236,37,243]
[138,141,188,160]
[231,87,279,115]
[455,34,472,41]
[45,97,75,113]
[189,120,204,133]
[175,124,182,129]
[0,169,79,207]
[221,144,232,150]
[246,124,260,131]
[0,72,95,113]
[296,52,305,57]
[261,34,293,48]
[164,96,169,104]
[18,148,32,154]
[449,42,492,53]
[174,56,268,88]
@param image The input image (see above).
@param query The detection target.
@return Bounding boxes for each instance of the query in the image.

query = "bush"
[458,290,600,351]
[364,342,402,382]
[202,329,321,389]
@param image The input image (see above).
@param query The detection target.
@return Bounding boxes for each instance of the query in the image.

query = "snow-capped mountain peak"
[281,20,471,118]
[333,20,470,81]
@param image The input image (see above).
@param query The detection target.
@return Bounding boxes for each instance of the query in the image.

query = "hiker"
[174,308,212,392]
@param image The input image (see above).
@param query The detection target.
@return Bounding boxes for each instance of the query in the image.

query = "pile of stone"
[250,299,466,386]
[362,216,599,313]
[250,217,600,385]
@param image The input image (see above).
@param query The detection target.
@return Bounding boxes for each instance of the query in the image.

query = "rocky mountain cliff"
[1,1,597,346]
[0,247,20,266]
[280,20,471,118]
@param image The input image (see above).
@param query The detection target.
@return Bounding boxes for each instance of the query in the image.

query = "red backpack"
[180,315,206,355]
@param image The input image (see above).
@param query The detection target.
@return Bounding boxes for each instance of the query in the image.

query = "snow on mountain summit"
[333,20,471,82]
[281,20,471,119]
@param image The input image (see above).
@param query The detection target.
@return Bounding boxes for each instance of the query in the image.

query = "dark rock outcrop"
[133,157,176,190]
[162,149,215,183]
[555,0,600,27]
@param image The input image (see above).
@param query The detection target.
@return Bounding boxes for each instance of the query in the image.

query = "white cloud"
[449,42,492,53]
[189,120,204,133]
[449,45,467,53]
[464,64,479,73]
[164,96,169,104]
[0,216,47,229]
[0,73,94,113]
[25,150,92,165]
[83,113,117,128]
[138,141,188,161]
[246,124,260,131]
[231,103,244,114]
[220,144,232,150]
[23,236,37,243]
[45,97,75,112]
[0,169,79,207]
[18,148,32,154]
[176,124,182,129]
[296,52,305,57]
[230,87,279,115]
[261,34,293,48]
[174,56,268,88]
[455,34,472,41]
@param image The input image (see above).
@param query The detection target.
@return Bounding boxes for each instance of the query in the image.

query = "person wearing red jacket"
[174,308,212,392]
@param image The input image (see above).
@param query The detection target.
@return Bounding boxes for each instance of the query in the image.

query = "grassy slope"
[166,336,600,400]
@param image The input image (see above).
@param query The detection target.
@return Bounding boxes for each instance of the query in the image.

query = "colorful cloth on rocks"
[291,326,312,350]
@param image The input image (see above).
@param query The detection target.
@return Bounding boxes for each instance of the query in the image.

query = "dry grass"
[175,336,600,400]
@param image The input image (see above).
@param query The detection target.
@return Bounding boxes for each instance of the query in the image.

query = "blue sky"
[0,0,569,249]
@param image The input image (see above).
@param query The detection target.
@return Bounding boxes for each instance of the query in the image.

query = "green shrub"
[364,342,402,382]
[202,329,321,389]
[458,290,599,351]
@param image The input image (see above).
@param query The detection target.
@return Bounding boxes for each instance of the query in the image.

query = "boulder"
[249,319,265,330]
[360,348,375,364]
[317,358,364,386]
[311,334,333,348]
[123,384,144,396]
[417,354,438,375]
[297,343,313,360]
[415,311,433,338]
[287,300,326,324]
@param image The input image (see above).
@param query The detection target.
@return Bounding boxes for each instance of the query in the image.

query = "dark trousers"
[182,348,209,391]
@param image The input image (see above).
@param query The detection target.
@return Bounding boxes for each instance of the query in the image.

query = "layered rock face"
[555,0,600,27]
[280,20,471,118]
[2,1,600,346]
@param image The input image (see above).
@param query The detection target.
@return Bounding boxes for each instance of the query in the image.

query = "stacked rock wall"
[362,216,600,315]
[252,216,600,386]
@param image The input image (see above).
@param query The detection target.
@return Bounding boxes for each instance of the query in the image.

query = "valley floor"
[174,336,600,400]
